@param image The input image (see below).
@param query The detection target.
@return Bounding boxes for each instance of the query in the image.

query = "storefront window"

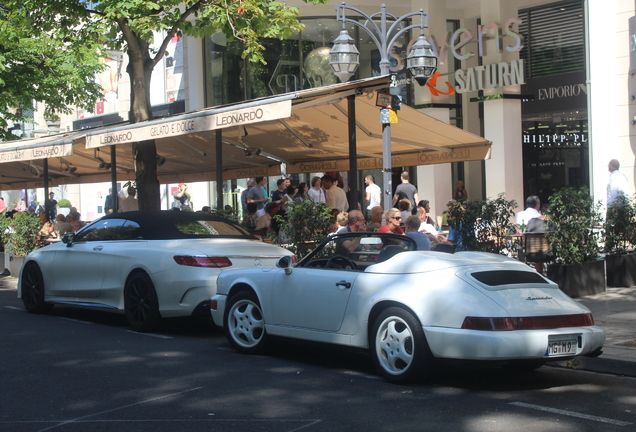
[520,0,588,202]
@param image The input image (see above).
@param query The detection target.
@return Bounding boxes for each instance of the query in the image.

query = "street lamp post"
[329,2,438,210]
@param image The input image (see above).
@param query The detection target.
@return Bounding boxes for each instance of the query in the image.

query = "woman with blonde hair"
[377,208,404,235]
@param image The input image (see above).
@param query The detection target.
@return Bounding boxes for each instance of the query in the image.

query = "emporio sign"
[85,100,292,148]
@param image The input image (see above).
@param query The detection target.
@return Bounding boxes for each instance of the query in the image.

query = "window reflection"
[203,18,413,107]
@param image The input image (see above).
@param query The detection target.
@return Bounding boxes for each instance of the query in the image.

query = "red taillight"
[461,313,594,331]
[173,256,232,268]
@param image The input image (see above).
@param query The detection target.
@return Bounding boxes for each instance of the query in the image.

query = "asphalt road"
[1,287,635,432]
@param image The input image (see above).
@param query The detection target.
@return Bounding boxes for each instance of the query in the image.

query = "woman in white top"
[307,176,326,204]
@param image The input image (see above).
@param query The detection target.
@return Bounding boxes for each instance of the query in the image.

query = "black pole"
[347,94,359,212]
[43,159,50,221]
[216,130,223,210]
[110,145,118,213]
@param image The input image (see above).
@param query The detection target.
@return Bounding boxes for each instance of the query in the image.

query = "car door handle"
[93,246,103,251]
[336,280,351,289]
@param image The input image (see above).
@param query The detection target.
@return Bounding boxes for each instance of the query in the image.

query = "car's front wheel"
[124,272,161,332]
[370,307,433,383]
[224,291,269,354]
[21,263,54,314]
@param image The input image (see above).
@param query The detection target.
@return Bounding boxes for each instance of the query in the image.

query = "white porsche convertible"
[18,211,292,332]
[211,232,605,383]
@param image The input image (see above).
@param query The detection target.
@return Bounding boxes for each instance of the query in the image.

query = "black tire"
[21,263,54,314]
[124,272,161,332]
[370,307,434,383]
[224,291,269,354]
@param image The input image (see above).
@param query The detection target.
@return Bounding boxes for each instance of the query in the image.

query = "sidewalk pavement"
[2,274,635,377]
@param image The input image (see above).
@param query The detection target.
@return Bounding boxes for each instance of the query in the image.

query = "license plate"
[546,335,578,357]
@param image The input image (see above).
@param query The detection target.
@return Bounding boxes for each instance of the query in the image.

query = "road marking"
[35,387,203,431]
[125,330,173,339]
[510,402,632,426]
[1,418,322,432]
[4,306,23,311]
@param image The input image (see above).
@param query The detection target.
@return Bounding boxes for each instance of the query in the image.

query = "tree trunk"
[126,35,161,210]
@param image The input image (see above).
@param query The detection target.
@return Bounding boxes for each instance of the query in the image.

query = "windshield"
[298,232,417,270]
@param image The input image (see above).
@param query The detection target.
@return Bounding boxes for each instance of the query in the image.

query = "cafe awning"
[0,75,490,191]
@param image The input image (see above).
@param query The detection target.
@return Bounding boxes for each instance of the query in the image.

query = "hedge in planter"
[447,194,518,255]
[604,193,636,287]
[544,187,605,297]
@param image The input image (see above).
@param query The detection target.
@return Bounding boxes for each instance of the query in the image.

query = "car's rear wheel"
[21,263,54,314]
[224,291,269,354]
[371,307,433,383]
[124,272,161,332]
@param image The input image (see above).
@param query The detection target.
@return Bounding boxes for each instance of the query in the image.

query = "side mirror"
[62,233,75,246]
[277,255,293,275]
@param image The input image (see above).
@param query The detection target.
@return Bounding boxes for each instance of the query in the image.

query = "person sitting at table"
[404,215,431,251]
[415,206,441,246]
[335,211,349,233]
[414,200,437,227]
[378,208,404,235]
[255,202,279,232]
[515,195,541,228]
[398,199,412,223]
[366,206,384,231]
[37,222,57,246]
[55,214,74,235]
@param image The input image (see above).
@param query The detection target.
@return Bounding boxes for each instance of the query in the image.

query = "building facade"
[4,0,634,221]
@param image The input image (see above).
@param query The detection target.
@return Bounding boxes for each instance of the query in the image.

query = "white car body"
[18,211,292,331]
[211,232,605,383]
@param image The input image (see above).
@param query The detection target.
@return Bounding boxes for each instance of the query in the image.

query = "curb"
[547,356,636,378]
[0,277,18,289]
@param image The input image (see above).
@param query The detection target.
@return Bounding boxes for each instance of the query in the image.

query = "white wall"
[588,0,635,210]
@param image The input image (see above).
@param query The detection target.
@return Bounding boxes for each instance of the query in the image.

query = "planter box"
[605,253,636,287]
[8,255,25,278]
[547,260,606,298]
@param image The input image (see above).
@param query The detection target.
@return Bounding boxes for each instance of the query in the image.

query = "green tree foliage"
[4,0,328,209]
[0,5,106,140]
[447,194,518,254]
[544,187,603,265]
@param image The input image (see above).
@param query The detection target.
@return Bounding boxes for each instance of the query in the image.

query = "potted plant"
[447,194,518,255]
[544,187,605,298]
[6,212,42,276]
[604,193,636,287]
[273,200,333,259]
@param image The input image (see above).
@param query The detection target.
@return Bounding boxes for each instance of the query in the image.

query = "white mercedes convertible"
[18,211,292,332]
[211,232,605,383]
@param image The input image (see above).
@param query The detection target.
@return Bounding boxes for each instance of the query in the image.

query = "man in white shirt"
[364,175,381,221]
[415,206,440,245]
[607,159,628,207]
[323,174,348,211]
[515,195,541,226]
[119,187,139,212]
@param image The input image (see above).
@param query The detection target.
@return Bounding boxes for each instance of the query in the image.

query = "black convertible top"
[96,210,253,240]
